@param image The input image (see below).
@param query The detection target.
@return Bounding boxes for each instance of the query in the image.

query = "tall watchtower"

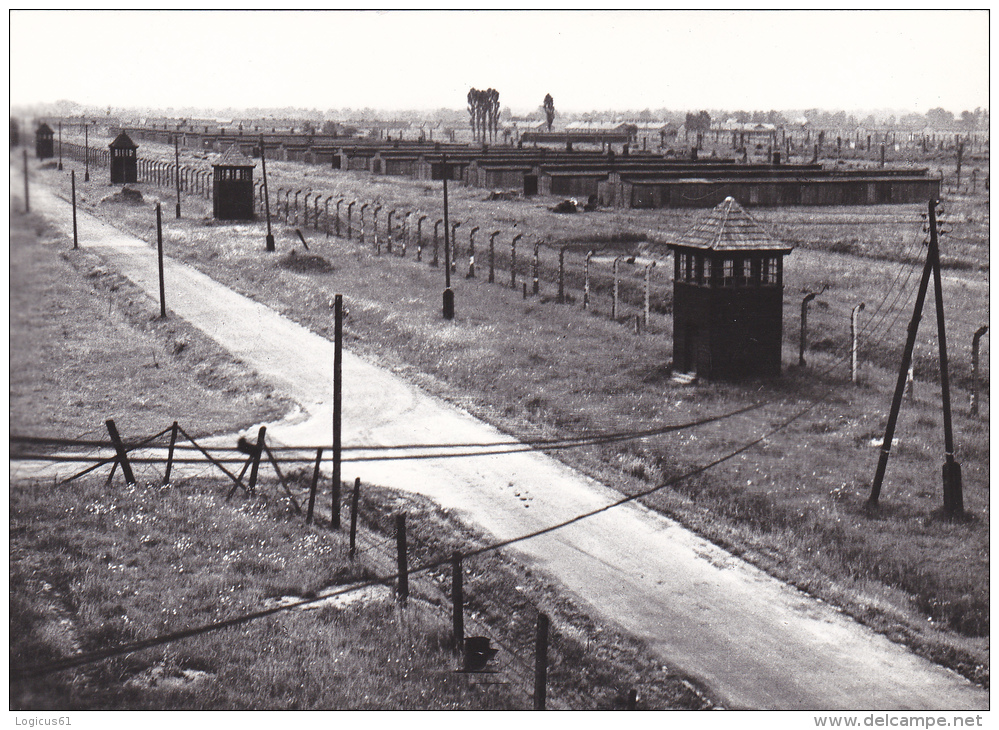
[108,132,139,184]
[668,196,793,379]
[35,122,54,159]
[212,144,256,221]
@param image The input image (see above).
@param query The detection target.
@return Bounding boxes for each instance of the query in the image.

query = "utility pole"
[260,135,275,251]
[174,135,182,218]
[868,199,963,516]
[442,153,454,320]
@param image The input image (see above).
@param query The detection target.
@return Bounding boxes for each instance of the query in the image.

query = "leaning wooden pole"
[867,200,939,507]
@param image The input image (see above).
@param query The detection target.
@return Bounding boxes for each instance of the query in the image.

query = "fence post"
[534,611,550,710]
[627,689,637,710]
[335,198,344,238]
[511,234,523,289]
[612,256,623,320]
[644,261,656,327]
[450,222,461,274]
[349,477,361,558]
[433,219,442,266]
[533,241,540,295]
[314,196,322,231]
[156,203,166,318]
[23,149,29,213]
[800,292,818,366]
[347,201,355,240]
[332,294,343,529]
[583,250,593,309]
[395,513,408,604]
[247,426,266,495]
[163,421,179,486]
[417,215,427,261]
[71,170,78,249]
[387,210,395,253]
[373,206,382,253]
[489,230,499,283]
[467,226,479,278]
[402,212,410,257]
[557,247,566,303]
[324,196,332,237]
[971,325,988,417]
[359,203,369,244]
[105,419,136,487]
[851,302,865,384]
[451,552,464,651]
[307,447,323,524]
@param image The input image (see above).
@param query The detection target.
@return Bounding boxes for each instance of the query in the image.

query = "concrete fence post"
[851,302,865,384]
[511,234,523,289]
[359,203,369,244]
[533,241,540,296]
[971,325,988,417]
[433,219,442,266]
[489,230,500,283]
[387,210,396,253]
[467,226,479,278]
[417,215,427,261]
[644,260,656,326]
[583,250,594,309]
[612,256,624,320]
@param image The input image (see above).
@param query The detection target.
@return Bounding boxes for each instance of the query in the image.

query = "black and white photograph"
[8,8,990,723]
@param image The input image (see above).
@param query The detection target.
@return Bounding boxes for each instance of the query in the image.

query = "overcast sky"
[9,9,990,115]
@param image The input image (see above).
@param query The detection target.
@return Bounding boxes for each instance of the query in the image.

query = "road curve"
[22,181,988,711]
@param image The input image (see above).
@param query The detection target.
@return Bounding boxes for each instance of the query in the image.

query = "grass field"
[8,206,712,710]
[18,142,990,688]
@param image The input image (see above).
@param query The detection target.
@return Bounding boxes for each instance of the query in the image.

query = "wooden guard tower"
[108,132,138,184]
[668,196,793,379]
[35,122,54,159]
[212,145,256,220]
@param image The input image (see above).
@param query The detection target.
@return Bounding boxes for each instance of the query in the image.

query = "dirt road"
[20,180,988,710]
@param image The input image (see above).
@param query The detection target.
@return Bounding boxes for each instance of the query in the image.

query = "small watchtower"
[668,197,793,380]
[108,132,138,184]
[35,122,54,159]
[212,144,255,220]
